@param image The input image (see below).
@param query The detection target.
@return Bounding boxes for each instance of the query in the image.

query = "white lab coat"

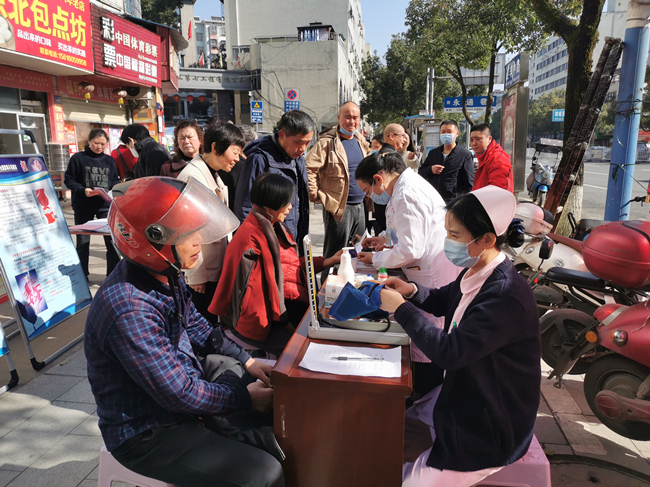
[372,168,459,290]
[372,169,461,362]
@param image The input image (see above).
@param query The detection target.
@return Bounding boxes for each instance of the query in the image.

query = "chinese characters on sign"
[58,76,123,104]
[504,53,529,90]
[443,96,498,113]
[93,6,161,87]
[0,0,92,71]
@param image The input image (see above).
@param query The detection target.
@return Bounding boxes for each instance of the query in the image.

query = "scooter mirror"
[539,237,554,260]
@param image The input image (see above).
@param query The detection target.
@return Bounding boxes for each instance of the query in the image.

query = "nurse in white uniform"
[356,152,460,394]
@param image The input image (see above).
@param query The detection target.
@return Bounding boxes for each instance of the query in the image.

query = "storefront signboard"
[57,75,123,104]
[0,0,93,71]
[91,6,161,87]
[0,65,53,91]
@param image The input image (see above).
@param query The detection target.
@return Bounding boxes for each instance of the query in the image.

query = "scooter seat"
[548,233,583,254]
[545,267,607,291]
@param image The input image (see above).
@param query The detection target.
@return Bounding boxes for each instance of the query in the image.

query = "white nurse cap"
[471,185,516,236]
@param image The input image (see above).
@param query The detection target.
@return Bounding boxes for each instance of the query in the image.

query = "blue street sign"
[284,100,300,111]
[250,100,263,123]
[505,54,521,90]
[443,96,498,113]
[551,109,565,122]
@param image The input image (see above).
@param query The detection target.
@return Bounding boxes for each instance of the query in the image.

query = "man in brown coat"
[306,101,370,276]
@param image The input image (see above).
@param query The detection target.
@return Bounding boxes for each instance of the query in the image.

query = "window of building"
[197,32,203,42]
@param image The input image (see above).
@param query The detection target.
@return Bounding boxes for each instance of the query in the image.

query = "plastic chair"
[98,446,179,487]
[471,435,551,487]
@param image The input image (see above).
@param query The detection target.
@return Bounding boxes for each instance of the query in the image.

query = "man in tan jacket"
[306,101,370,276]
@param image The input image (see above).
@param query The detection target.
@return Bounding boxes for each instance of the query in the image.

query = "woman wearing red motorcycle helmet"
[86,177,286,487]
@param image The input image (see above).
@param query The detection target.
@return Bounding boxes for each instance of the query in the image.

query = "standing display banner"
[0,323,19,394]
[0,153,92,370]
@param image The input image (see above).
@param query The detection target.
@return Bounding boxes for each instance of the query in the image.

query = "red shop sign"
[0,0,93,72]
[57,75,123,104]
[91,6,161,87]
[0,65,53,91]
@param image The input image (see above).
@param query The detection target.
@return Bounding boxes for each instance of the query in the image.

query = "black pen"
[330,356,384,361]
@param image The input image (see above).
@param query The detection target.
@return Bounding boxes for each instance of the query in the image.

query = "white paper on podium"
[299,343,402,378]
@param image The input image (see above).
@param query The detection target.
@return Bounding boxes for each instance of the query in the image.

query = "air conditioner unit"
[125,87,154,100]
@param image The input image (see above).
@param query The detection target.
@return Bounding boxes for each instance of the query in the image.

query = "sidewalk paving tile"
[57,379,95,404]
[85,465,98,480]
[11,374,84,403]
[45,351,88,378]
[540,377,582,415]
[0,402,95,471]
[5,435,104,487]
[69,413,100,437]
[535,409,568,445]
[556,413,607,455]
[0,394,51,431]
[0,470,19,487]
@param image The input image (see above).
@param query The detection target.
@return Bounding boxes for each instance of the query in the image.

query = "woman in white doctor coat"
[356,152,460,394]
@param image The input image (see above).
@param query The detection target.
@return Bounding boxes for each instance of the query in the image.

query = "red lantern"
[163,94,169,102]
[186,95,194,103]
[173,94,181,102]
[198,95,206,103]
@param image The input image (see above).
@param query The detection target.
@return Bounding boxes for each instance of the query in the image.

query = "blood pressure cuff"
[329,281,389,321]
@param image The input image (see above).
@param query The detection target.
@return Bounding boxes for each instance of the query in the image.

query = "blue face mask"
[340,126,359,136]
[370,150,378,155]
[440,133,455,146]
[369,179,391,205]
[444,237,483,268]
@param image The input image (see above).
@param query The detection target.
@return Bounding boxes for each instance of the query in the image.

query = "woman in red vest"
[211,173,342,356]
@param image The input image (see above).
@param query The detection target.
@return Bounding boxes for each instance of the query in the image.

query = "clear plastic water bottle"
[378,267,388,282]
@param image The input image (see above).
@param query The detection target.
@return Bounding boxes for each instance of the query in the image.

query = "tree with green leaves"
[140,0,181,26]
[529,0,604,146]
[406,0,548,125]
[528,89,566,141]
[359,34,459,129]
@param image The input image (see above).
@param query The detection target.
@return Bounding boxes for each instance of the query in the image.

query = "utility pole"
[604,1,650,220]
[425,68,431,114]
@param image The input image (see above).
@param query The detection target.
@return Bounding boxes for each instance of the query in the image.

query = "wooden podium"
[272,302,412,487]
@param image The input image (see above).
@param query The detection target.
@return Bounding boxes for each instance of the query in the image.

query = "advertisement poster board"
[0,154,92,342]
[501,90,517,161]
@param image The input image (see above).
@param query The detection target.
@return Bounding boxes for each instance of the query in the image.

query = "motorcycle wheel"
[584,354,650,440]
[540,309,597,375]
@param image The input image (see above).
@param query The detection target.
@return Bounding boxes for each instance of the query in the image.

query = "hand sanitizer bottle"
[338,251,355,285]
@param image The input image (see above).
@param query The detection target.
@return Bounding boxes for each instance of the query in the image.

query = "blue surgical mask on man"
[340,126,359,136]
[370,150,378,155]
[369,179,391,205]
[440,133,455,146]
[443,237,484,268]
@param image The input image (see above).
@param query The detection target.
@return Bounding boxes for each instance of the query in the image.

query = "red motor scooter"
[549,220,650,440]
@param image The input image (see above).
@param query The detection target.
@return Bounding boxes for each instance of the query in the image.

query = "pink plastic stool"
[98,446,179,487]
[471,435,551,487]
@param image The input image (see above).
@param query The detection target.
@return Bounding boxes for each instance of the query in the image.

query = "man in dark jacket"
[419,119,475,202]
[234,111,315,251]
[124,123,171,178]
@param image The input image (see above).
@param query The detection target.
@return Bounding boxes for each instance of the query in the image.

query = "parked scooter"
[550,300,650,440]
[526,139,562,207]
[543,221,650,382]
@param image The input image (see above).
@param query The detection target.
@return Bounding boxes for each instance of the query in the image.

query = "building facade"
[222,0,369,131]
[529,0,627,101]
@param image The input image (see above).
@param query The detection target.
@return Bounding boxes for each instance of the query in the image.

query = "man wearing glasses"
[382,124,409,153]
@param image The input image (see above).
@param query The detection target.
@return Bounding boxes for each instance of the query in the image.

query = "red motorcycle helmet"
[108,177,239,275]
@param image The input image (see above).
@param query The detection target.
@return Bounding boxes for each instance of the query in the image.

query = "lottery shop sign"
[0,0,93,72]
[92,6,161,87]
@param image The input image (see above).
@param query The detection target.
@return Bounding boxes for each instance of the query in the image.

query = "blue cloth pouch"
[329,281,389,321]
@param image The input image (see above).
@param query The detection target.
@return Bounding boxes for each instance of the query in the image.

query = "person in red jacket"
[210,173,342,356]
[110,125,148,181]
[470,123,513,192]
